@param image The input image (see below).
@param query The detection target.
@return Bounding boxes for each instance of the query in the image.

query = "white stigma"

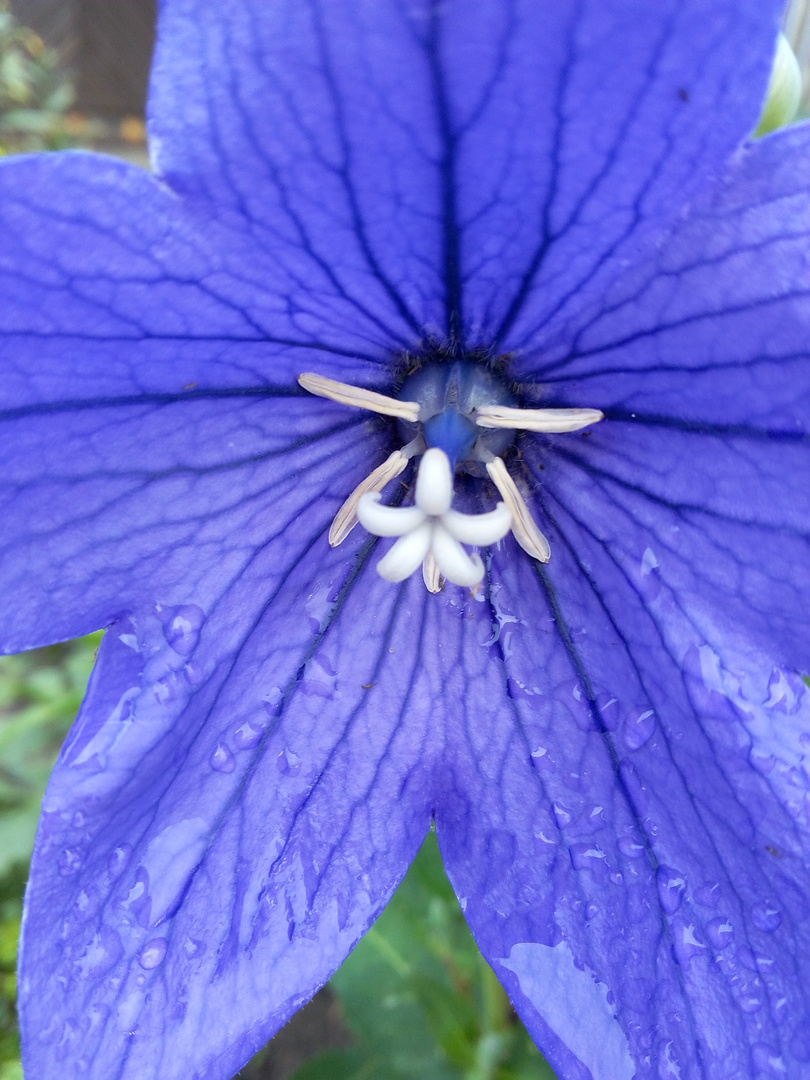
[357,448,512,589]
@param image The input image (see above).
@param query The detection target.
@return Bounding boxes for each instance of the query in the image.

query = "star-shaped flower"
[1,2,809,1079]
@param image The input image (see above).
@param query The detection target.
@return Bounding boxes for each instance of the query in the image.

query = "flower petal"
[516,127,810,672]
[19,561,442,1080]
[0,154,398,652]
[437,546,810,1080]
[520,123,810,421]
[151,0,783,344]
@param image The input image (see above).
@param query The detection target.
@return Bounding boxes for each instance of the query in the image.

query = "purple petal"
[150,0,782,344]
[20,559,442,1080]
[525,124,810,428]
[0,153,401,651]
[437,543,810,1080]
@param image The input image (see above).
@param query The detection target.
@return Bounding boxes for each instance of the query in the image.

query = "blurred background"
[0,2,554,1077]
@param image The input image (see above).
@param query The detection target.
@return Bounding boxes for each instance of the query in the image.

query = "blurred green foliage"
[0,634,101,1073]
[0,0,74,153]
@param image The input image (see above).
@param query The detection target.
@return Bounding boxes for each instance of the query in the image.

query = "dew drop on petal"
[621,707,656,751]
[738,989,764,1014]
[751,1044,787,1078]
[585,901,599,920]
[705,916,734,950]
[617,836,645,859]
[656,1039,682,1080]
[233,718,265,750]
[671,919,706,964]
[263,687,283,717]
[108,844,133,879]
[694,881,720,909]
[277,748,301,776]
[209,743,236,773]
[74,888,101,921]
[184,937,206,959]
[656,867,686,915]
[58,848,83,876]
[160,604,205,656]
[569,843,607,871]
[751,901,782,933]
[138,939,168,970]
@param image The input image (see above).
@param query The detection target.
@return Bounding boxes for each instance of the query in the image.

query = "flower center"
[298,361,603,592]
[395,361,518,474]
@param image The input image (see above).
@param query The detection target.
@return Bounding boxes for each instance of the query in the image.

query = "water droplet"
[263,686,284,717]
[71,811,86,829]
[183,937,206,959]
[751,901,782,933]
[156,603,205,657]
[233,718,265,750]
[621,707,656,751]
[138,939,167,970]
[153,674,181,704]
[671,919,705,964]
[108,843,133,879]
[209,743,236,773]
[736,945,761,972]
[656,867,686,915]
[122,868,152,928]
[585,901,599,920]
[552,803,573,828]
[595,694,620,731]
[277,748,301,776]
[738,990,763,1014]
[705,916,734,950]
[58,848,83,877]
[75,926,123,978]
[74,888,101,921]
[656,1039,681,1079]
[618,836,645,859]
[569,843,607,871]
[773,996,788,1026]
[764,668,805,715]
[751,1043,786,1078]
[184,661,204,686]
[694,881,720,909]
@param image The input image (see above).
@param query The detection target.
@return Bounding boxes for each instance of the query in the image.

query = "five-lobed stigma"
[298,365,603,592]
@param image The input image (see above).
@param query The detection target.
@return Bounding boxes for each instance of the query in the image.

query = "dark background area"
[12,0,155,116]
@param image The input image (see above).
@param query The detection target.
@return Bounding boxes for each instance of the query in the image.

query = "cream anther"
[298,372,420,421]
[476,404,604,433]
[357,448,512,589]
[328,440,422,546]
[486,457,551,563]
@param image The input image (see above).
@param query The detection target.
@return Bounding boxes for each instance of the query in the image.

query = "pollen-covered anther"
[357,447,512,590]
[476,404,604,433]
[486,456,551,563]
[328,441,423,546]
[298,372,420,421]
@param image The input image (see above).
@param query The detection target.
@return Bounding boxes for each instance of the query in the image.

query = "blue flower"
[2,1,809,1078]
